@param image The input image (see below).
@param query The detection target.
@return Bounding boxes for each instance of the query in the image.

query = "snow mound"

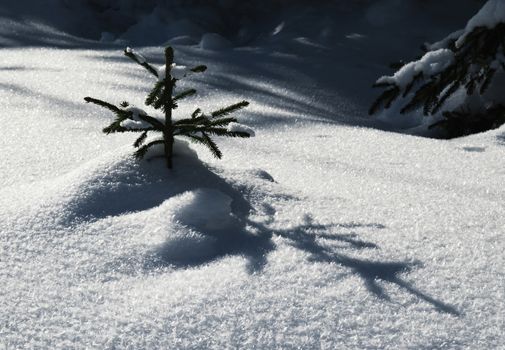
[0,139,241,227]
[147,187,246,266]
[141,188,240,266]
[166,35,198,46]
[199,33,232,50]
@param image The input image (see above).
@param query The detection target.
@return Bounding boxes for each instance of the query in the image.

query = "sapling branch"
[84,45,251,168]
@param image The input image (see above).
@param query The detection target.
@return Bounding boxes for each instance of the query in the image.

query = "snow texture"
[1,1,504,349]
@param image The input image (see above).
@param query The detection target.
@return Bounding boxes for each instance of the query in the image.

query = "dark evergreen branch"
[84,97,121,113]
[480,68,496,94]
[368,87,400,115]
[173,89,197,102]
[192,108,202,119]
[177,126,250,138]
[399,82,434,115]
[136,114,165,130]
[134,130,148,148]
[208,117,237,127]
[103,123,156,134]
[145,81,164,107]
[201,127,251,138]
[181,133,221,159]
[403,73,423,97]
[124,48,158,78]
[201,132,222,159]
[134,140,164,159]
[190,65,207,73]
[211,101,250,118]
[431,81,461,115]
[173,116,208,127]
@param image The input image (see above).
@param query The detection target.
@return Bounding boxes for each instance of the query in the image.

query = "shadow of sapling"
[149,194,460,316]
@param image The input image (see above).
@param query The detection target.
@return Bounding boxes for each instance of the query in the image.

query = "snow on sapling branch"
[84,46,252,168]
[369,0,505,138]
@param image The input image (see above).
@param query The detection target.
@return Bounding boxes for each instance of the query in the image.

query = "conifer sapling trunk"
[163,47,174,169]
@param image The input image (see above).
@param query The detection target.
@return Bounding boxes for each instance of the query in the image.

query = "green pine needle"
[145,81,164,107]
[211,101,250,118]
[173,89,197,102]
[209,117,237,127]
[135,114,165,131]
[124,48,158,78]
[192,108,202,119]
[86,45,251,168]
[134,140,164,160]
[183,133,221,159]
[201,132,222,159]
[84,97,121,113]
[133,130,149,148]
[190,65,207,73]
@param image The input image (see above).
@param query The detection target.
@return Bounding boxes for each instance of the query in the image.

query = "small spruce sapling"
[369,0,505,138]
[85,46,251,168]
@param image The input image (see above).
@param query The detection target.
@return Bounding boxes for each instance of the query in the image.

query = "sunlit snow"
[0,1,504,349]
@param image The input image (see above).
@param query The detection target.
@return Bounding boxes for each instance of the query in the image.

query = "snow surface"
[1,1,504,349]
[456,0,505,47]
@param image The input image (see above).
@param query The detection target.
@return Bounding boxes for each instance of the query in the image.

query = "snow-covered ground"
[1,1,504,349]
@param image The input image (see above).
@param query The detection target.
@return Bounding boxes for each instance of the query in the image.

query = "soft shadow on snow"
[59,142,251,225]
[161,213,462,315]
[83,46,380,131]
[0,82,85,110]
[497,131,505,145]
[2,138,461,316]
[116,159,460,316]
[244,214,461,316]
[93,147,459,315]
